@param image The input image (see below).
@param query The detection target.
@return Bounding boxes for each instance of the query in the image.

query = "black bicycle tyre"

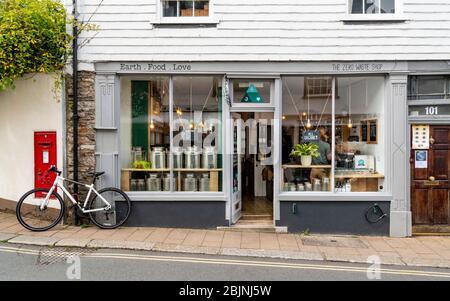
[16,188,65,232]
[88,187,131,229]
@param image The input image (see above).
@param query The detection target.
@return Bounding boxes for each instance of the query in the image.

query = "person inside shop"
[310,127,332,182]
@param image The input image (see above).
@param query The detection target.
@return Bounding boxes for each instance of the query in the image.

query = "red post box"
[34,131,57,197]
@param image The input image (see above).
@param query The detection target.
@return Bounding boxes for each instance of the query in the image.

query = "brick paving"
[3,211,450,268]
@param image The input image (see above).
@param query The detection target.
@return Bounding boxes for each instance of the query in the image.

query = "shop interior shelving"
[121,168,222,192]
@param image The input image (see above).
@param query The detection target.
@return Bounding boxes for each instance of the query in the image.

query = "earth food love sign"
[119,63,192,72]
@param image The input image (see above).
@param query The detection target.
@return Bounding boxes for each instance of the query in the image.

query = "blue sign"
[302,130,320,143]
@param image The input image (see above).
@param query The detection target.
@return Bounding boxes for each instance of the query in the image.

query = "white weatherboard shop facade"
[70,0,450,237]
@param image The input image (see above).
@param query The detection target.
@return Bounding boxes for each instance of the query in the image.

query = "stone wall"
[65,71,96,223]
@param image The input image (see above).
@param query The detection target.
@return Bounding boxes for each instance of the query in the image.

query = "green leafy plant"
[0,0,100,92]
[0,0,70,91]
[132,160,152,169]
[290,143,320,158]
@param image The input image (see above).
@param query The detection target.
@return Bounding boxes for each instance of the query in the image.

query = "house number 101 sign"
[425,106,438,115]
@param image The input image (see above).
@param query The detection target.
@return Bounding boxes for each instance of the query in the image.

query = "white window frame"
[344,0,406,22]
[154,0,218,25]
[229,78,276,109]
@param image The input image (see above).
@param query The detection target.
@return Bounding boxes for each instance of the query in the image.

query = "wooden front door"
[411,125,450,226]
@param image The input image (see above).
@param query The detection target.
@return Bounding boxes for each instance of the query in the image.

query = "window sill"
[125,191,227,202]
[342,15,408,23]
[151,17,219,27]
[279,192,393,202]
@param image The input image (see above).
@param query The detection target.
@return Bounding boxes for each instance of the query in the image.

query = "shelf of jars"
[281,165,332,192]
[122,145,222,192]
[121,168,222,192]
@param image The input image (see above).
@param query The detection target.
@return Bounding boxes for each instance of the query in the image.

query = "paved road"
[0,243,449,281]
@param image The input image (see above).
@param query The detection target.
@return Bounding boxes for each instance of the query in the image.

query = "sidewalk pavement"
[2,211,450,268]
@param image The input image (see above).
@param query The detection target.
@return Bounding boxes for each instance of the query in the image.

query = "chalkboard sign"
[302,130,320,143]
[359,119,378,144]
[360,124,368,142]
[368,119,378,144]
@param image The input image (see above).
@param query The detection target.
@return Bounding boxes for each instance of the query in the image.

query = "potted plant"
[290,143,320,167]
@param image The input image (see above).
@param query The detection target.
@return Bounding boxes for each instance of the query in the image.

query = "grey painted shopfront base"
[277,201,390,236]
[121,201,228,229]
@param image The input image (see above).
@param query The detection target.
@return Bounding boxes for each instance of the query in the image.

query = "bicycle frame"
[40,175,111,213]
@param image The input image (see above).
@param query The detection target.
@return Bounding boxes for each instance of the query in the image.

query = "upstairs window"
[349,0,395,14]
[163,0,210,17]
[408,76,450,100]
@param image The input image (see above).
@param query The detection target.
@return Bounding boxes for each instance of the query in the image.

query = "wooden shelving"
[121,168,222,192]
[282,165,332,169]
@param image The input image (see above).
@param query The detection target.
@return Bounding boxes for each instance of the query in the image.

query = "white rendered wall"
[0,74,63,204]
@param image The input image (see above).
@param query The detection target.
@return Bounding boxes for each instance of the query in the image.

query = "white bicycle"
[16,166,131,231]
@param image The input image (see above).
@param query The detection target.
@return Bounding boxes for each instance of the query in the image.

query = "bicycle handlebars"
[48,166,62,176]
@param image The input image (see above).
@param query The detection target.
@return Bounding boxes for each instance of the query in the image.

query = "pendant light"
[347,84,353,129]
[306,87,312,129]
[149,81,155,130]
[189,78,194,130]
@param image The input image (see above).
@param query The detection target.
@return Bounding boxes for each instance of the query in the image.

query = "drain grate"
[36,247,93,266]
[301,236,368,248]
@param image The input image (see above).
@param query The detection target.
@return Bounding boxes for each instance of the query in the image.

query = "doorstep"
[217,225,288,233]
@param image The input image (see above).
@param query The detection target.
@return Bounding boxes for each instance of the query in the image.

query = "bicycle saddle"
[88,171,105,178]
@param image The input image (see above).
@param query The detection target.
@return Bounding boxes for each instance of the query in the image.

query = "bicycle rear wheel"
[88,187,131,229]
[16,188,65,232]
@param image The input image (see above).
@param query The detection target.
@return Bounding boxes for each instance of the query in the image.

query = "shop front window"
[282,77,333,192]
[172,76,223,192]
[335,77,385,193]
[120,78,170,192]
[282,76,386,193]
[120,76,222,193]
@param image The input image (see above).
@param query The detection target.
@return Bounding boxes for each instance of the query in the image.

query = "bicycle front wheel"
[88,188,131,229]
[16,188,65,232]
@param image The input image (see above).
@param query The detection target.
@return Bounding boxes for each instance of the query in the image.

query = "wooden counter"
[334,172,384,179]
[335,172,384,192]
[282,165,332,169]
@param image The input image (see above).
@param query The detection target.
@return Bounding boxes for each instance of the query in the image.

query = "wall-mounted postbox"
[34,131,57,197]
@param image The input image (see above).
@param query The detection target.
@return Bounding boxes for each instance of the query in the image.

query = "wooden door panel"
[431,149,449,180]
[432,128,450,146]
[413,161,428,180]
[411,125,450,227]
[432,189,449,224]
[412,188,430,225]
